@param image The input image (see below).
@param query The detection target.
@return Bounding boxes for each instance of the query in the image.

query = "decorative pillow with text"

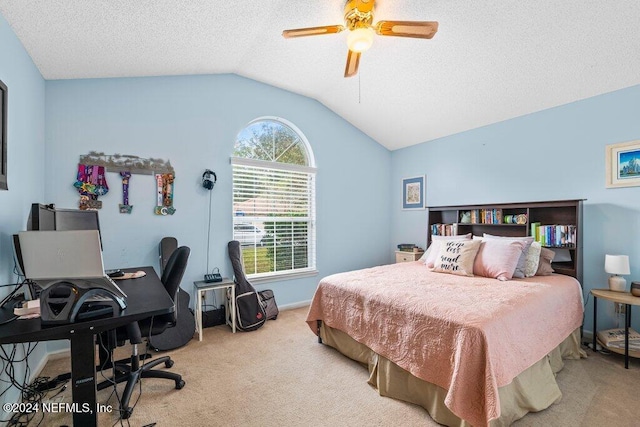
[432,239,481,276]
[423,233,473,268]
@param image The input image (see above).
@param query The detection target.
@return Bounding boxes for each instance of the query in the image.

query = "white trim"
[28,347,70,384]
[230,156,317,174]
[249,269,319,284]
[278,300,312,311]
[243,116,316,167]
[232,116,317,279]
[29,352,50,384]
[47,347,71,360]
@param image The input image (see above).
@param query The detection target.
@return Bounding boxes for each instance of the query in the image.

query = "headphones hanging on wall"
[202,169,217,190]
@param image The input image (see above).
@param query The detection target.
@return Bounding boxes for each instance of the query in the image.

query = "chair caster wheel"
[176,379,185,389]
[121,407,133,419]
[165,360,174,368]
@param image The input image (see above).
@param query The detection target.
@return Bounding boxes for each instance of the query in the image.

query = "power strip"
[204,274,222,283]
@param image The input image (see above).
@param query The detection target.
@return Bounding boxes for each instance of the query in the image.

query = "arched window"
[231,117,317,280]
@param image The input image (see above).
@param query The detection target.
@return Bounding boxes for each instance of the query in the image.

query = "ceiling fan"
[282,0,438,78]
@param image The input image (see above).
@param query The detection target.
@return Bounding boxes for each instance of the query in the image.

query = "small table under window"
[193,278,236,341]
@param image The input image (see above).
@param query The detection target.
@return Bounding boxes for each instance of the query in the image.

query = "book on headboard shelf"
[430,223,458,236]
[530,223,576,247]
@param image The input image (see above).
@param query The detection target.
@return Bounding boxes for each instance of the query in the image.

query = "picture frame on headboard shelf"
[402,175,425,210]
[0,79,7,191]
[606,140,640,189]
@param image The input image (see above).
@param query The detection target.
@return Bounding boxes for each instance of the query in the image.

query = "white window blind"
[232,159,316,279]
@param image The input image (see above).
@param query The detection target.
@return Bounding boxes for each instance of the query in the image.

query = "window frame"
[231,117,317,283]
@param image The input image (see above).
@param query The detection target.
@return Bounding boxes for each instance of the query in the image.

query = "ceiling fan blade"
[344,50,361,78]
[375,20,439,39]
[282,25,345,39]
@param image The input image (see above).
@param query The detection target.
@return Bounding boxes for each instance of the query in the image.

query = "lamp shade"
[604,254,630,275]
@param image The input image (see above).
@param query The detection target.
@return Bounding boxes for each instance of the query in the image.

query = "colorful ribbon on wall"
[154,173,176,215]
[73,164,108,210]
[119,171,133,214]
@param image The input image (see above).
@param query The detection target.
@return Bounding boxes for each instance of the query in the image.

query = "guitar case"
[149,238,196,351]
[227,240,278,331]
[149,288,195,351]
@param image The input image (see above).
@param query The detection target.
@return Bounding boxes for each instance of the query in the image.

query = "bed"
[306,257,586,426]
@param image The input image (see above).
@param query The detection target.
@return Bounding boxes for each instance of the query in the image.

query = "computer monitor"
[54,208,100,233]
[12,234,25,277]
[26,203,56,231]
[54,208,102,248]
[18,205,103,278]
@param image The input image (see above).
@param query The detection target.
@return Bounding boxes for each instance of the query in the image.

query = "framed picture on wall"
[0,79,6,190]
[402,175,425,210]
[606,140,640,188]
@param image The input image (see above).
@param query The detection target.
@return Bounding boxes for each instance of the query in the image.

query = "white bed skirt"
[319,324,586,426]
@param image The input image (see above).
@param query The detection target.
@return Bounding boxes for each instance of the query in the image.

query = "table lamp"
[605,254,630,292]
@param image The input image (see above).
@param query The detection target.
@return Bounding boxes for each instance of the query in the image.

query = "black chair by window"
[97,246,190,419]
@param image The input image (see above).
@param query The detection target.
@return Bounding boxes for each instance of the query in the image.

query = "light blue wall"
[391,84,640,333]
[0,14,47,409]
[6,2,637,397]
[45,75,392,309]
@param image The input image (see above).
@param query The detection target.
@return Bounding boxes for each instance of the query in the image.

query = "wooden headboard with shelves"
[427,199,584,282]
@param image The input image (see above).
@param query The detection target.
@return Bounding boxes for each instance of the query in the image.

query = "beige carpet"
[37,307,639,426]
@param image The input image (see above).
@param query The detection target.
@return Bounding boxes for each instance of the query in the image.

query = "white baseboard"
[279,300,311,311]
[47,348,71,361]
[29,348,69,383]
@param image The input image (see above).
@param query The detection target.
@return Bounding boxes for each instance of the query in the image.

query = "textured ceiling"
[1,0,639,150]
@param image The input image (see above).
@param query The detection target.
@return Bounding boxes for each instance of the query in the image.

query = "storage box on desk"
[202,305,226,328]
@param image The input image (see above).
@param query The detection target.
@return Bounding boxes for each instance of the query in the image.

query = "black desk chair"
[97,246,190,419]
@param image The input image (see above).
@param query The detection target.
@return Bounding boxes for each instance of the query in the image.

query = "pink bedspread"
[306,262,584,426]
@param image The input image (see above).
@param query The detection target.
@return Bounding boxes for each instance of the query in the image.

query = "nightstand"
[591,288,640,368]
[395,251,424,263]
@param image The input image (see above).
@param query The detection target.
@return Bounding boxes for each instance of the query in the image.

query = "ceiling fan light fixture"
[347,27,375,52]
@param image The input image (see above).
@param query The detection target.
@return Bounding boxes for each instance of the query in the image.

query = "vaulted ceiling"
[1,1,639,150]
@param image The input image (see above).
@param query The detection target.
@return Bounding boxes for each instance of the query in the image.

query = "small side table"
[194,278,236,341]
[395,251,424,263]
[591,288,640,368]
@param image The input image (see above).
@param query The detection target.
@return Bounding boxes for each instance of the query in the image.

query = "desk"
[0,266,173,426]
[193,278,236,341]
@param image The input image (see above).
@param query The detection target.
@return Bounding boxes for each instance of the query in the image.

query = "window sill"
[247,269,319,285]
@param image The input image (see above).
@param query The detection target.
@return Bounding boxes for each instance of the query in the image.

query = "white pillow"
[423,233,472,268]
